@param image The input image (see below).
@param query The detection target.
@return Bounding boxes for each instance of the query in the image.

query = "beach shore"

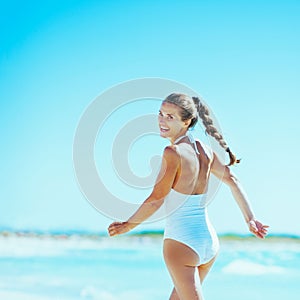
[0,230,299,300]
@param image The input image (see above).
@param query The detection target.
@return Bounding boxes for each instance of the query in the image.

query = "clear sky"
[1,0,299,235]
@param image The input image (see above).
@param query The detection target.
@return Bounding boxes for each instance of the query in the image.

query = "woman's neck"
[171,132,189,144]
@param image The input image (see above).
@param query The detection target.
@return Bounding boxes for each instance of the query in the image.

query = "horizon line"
[0,228,299,240]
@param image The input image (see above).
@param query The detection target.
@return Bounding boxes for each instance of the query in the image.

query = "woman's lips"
[160,126,170,133]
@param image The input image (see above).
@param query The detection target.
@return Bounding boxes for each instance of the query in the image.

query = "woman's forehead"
[160,102,181,114]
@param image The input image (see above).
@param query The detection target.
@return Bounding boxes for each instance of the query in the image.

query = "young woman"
[108,93,269,300]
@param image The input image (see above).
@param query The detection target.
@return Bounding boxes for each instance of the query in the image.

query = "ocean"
[0,232,299,300]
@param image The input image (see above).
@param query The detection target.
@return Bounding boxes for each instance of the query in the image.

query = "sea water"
[0,233,299,300]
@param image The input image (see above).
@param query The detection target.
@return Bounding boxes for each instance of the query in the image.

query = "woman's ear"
[183,118,192,128]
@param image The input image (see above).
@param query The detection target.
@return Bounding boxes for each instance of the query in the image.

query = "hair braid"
[192,97,240,166]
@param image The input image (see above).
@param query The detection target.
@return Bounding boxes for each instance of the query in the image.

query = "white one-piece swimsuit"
[163,134,219,265]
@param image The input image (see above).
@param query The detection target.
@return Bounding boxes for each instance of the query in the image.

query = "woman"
[108,93,269,300]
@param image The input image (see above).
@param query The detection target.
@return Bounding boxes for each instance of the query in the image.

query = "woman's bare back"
[172,138,213,195]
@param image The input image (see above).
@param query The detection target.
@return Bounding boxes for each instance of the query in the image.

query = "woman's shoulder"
[195,139,214,160]
[163,145,180,157]
[162,145,181,165]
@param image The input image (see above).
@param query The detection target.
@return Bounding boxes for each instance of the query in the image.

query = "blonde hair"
[163,93,240,166]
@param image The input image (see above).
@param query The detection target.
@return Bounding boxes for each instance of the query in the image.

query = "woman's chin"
[159,131,170,138]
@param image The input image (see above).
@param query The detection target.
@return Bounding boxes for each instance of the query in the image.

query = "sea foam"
[222,259,286,275]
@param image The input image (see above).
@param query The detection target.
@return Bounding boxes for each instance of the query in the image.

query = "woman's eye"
[158,112,173,120]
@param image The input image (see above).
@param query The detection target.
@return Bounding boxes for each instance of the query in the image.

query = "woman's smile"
[159,126,170,133]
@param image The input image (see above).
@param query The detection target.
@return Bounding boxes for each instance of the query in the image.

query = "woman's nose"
[158,115,165,124]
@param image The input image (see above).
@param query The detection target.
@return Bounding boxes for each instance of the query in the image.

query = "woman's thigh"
[163,239,204,300]
[197,254,218,283]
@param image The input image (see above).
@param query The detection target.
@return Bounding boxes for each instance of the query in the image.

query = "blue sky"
[1,0,299,235]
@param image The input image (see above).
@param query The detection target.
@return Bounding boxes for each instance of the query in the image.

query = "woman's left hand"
[108,221,133,237]
[248,219,269,239]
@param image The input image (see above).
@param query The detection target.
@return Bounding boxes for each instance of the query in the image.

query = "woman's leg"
[197,254,217,283]
[169,256,218,299]
[169,288,180,300]
[163,239,203,300]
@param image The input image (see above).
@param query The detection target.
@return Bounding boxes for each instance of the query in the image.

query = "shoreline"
[0,229,299,243]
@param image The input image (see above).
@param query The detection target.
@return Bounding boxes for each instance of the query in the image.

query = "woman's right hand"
[108,221,134,237]
[248,219,269,239]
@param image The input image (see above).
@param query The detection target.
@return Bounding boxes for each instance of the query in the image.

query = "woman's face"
[158,102,190,141]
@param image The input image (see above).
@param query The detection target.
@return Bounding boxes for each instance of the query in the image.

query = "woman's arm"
[108,146,180,237]
[211,152,269,239]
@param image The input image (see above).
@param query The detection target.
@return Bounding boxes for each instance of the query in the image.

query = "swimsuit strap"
[187,133,200,155]
[173,134,187,144]
[173,133,200,155]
